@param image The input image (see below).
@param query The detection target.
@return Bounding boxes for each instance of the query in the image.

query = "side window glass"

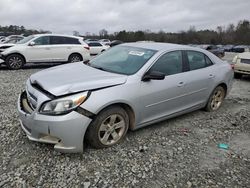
[150,51,183,76]
[33,36,50,45]
[205,56,213,66]
[50,36,63,45]
[64,37,80,44]
[187,51,207,70]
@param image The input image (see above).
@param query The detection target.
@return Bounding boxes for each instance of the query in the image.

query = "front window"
[16,35,34,44]
[150,51,183,75]
[33,36,50,45]
[89,46,157,75]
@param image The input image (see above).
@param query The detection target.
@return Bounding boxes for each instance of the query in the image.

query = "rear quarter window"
[187,51,213,70]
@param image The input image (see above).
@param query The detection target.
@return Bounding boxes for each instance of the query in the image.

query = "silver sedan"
[18,42,234,153]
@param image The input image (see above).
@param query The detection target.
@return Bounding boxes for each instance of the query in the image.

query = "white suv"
[0,34,90,69]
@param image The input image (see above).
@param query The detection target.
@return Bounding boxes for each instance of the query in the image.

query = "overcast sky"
[0,0,250,35]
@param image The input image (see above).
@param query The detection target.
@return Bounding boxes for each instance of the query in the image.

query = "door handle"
[177,81,185,87]
[45,47,50,50]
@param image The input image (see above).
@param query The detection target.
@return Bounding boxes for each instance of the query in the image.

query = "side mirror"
[142,71,165,81]
[28,41,35,46]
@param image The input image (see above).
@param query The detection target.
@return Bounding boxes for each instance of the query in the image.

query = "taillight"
[84,46,90,50]
[230,64,235,70]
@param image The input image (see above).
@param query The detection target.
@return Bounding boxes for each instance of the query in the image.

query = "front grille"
[241,59,250,65]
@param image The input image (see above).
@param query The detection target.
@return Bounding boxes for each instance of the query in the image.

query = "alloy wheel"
[98,114,126,146]
[210,87,225,110]
[9,56,23,69]
[70,55,81,63]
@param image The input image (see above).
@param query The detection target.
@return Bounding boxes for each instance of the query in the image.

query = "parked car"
[85,39,99,42]
[18,42,233,153]
[99,39,111,46]
[232,52,250,78]
[202,45,225,58]
[223,45,234,52]
[231,45,248,53]
[0,34,90,69]
[87,41,109,55]
[110,40,123,47]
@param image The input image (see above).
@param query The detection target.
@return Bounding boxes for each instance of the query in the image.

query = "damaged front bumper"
[17,91,92,153]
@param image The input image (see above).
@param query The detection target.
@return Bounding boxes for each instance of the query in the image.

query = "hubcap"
[98,114,126,145]
[210,88,225,110]
[9,56,22,69]
[70,56,81,62]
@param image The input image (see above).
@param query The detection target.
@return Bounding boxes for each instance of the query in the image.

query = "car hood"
[29,62,128,96]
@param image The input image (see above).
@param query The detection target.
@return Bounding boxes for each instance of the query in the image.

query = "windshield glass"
[16,35,34,44]
[89,46,157,75]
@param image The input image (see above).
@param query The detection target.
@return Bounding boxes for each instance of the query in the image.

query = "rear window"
[187,51,213,70]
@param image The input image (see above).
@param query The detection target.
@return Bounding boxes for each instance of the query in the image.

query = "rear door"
[49,36,68,62]
[182,50,216,108]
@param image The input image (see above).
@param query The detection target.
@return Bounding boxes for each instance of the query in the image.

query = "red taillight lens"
[84,46,90,50]
[230,64,235,70]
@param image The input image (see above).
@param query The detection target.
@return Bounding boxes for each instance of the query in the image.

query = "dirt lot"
[0,54,250,187]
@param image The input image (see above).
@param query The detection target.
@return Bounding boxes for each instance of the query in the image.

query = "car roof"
[33,34,83,39]
[120,42,200,51]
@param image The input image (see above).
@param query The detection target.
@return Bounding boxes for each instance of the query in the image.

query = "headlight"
[40,92,88,115]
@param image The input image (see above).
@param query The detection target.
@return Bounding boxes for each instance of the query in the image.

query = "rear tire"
[68,54,82,63]
[205,86,226,112]
[234,73,242,79]
[6,54,24,70]
[85,106,129,149]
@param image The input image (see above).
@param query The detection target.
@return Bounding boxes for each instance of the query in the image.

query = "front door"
[138,50,190,124]
[26,36,52,62]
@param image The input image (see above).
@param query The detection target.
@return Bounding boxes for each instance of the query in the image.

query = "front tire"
[205,86,226,112]
[6,54,25,70]
[86,106,129,149]
[68,54,82,63]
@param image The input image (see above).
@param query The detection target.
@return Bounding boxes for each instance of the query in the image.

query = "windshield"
[16,35,34,44]
[89,46,157,75]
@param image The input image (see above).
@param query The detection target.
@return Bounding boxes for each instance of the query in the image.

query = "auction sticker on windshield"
[128,51,145,56]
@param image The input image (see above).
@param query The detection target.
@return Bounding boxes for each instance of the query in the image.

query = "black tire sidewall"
[86,106,129,149]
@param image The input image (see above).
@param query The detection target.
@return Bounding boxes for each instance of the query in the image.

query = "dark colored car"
[231,45,247,53]
[202,45,225,58]
[223,45,234,52]
[110,40,123,47]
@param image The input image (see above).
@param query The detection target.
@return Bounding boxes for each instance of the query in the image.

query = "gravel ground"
[0,59,250,187]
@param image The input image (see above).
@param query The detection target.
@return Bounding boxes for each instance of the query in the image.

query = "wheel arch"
[91,102,136,131]
[68,53,83,61]
[217,82,228,96]
[6,53,26,63]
